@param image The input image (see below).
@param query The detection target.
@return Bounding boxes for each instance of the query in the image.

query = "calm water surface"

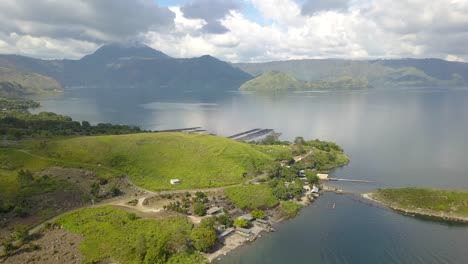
[34,86,468,263]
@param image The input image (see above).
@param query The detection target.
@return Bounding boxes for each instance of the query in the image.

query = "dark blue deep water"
[34,86,468,263]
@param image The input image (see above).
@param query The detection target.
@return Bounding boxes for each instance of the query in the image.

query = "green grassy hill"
[240,71,304,92]
[239,71,370,92]
[37,133,276,191]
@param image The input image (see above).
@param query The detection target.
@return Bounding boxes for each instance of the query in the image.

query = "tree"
[251,209,265,220]
[306,171,319,184]
[234,218,249,228]
[193,202,206,216]
[294,136,305,145]
[190,226,217,252]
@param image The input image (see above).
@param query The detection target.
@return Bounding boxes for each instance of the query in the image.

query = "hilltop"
[36,132,275,191]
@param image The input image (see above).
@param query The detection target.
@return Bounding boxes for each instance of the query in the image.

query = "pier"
[235,129,274,141]
[227,128,260,139]
[328,178,372,183]
[155,127,203,132]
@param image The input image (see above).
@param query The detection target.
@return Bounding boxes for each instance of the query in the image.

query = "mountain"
[0,67,62,98]
[240,71,304,92]
[234,58,468,88]
[240,71,370,92]
[0,43,252,95]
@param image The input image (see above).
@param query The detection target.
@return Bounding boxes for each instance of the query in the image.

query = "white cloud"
[1,0,468,62]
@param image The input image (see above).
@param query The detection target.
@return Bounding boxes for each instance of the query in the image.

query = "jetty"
[328,178,372,183]
[227,129,260,139]
[155,127,203,133]
[235,129,274,141]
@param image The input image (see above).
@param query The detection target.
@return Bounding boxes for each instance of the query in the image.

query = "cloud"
[300,0,350,15]
[0,0,175,42]
[180,0,240,34]
[1,0,468,62]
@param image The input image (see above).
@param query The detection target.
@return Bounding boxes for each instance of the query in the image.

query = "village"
[115,168,336,263]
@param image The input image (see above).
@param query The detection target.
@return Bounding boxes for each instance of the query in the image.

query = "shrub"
[251,209,265,220]
[14,225,29,243]
[192,202,206,216]
[216,214,233,227]
[234,218,249,228]
[110,186,121,197]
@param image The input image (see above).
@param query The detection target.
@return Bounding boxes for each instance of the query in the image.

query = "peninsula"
[0,97,349,263]
[364,188,468,223]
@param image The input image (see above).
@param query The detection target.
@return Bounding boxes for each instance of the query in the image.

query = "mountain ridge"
[0,44,252,95]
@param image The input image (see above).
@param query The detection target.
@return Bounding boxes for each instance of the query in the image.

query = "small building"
[240,214,254,222]
[317,173,329,180]
[236,227,253,237]
[303,185,311,192]
[218,227,234,239]
[311,186,319,193]
[207,206,223,215]
[170,179,181,185]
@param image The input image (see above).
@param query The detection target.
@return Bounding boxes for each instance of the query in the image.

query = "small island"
[364,188,468,223]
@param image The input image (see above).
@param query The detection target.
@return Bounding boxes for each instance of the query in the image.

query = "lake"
[34,86,468,263]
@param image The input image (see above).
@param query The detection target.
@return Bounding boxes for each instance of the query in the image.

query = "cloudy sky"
[0,0,467,62]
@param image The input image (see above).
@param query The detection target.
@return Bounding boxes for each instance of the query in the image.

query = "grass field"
[373,188,468,216]
[36,133,276,191]
[56,206,204,264]
[225,184,279,209]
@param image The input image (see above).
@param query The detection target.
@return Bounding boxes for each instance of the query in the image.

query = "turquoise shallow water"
[35,86,468,263]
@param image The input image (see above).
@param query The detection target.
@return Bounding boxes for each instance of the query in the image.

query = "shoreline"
[362,193,468,224]
[207,195,314,263]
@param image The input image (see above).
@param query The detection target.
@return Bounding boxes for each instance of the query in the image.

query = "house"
[311,186,319,193]
[239,214,254,222]
[236,227,253,237]
[170,179,181,185]
[303,185,311,192]
[317,173,329,180]
[218,228,235,239]
[207,207,223,215]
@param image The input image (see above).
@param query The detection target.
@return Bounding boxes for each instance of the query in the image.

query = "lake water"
[34,86,468,263]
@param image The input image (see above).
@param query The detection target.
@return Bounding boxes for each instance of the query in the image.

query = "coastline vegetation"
[280,201,303,218]
[371,188,468,221]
